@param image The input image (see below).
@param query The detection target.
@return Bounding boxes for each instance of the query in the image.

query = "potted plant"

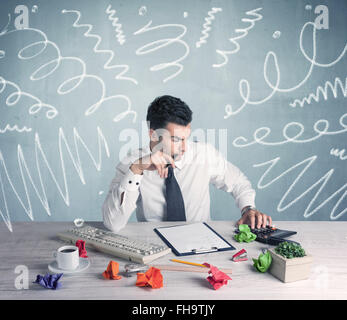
[268,241,313,283]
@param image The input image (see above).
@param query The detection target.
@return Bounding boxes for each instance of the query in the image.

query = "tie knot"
[166,165,174,179]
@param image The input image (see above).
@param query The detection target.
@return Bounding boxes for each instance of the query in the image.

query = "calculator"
[235,225,299,246]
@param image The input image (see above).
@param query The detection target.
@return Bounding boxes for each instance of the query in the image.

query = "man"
[103,95,272,232]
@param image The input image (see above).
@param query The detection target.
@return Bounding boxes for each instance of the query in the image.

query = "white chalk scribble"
[272,30,281,39]
[330,148,347,161]
[213,7,263,68]
[0,76,58,119]
[253,155,347,219]
[196,7,222,48]
[0,127,110,232]
[224,21,347,118]
[105,4,126,45]
[289,77,347,108]
[138,6,147,16]
[0,13,11,36]
[0,124,32,134]
[0,25,137,122]
[232,113,347,147]
[62,9,137,84]
[134,20,190,83]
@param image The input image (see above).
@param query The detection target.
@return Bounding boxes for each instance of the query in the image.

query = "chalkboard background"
[0,0,346,232]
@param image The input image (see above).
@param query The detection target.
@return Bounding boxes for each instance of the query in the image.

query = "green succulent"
[275,241,306,259]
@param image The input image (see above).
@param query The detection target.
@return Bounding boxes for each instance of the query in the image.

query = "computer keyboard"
[235,225,299,246]
[57,225,171,264]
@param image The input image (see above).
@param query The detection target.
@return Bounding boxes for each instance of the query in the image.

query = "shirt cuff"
[237,194,256,212]
[120,167,143,192]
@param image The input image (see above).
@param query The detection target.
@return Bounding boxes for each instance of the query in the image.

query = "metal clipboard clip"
[192,246,218,254]
[232,249,248,262]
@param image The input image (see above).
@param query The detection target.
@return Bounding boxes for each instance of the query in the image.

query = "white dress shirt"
[102,140,256,232]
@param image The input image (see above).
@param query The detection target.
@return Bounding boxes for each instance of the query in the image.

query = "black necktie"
[165,165,186,221]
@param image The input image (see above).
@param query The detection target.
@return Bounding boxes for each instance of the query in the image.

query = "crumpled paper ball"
[203,263,232,290]
[75,239,88,258]
[102,261,122,280]
[33,273,63,290]
[136,267,163,289]
[234,224,257,243]
[252,251,272,273]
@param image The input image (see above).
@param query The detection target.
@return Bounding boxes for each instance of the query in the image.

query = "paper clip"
[124,263,147,277]
[232,249,248,262]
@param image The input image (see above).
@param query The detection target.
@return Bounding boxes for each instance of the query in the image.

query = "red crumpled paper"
[136,267,163,289]
[203,263,232,290]
[75,240,88,258]
[102,261,122,280]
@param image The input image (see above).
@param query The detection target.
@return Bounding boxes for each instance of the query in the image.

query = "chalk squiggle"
[196,7,222,48]
[330,148,347,161]
[0,124,32,133]
[0,13,11,36]
[0,75,58,119]
[232,113,347,147]
[0,127,110,232]
[133,20,190,83]
[213,7,262,68]
[105,4,126,45]
[289,76,347,108]
[224,21,346,118]
[0,27,137,122]
[62,9,137,84]
[253,155,346,220]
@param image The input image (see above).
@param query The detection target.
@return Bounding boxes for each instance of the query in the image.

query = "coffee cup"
[53,245,79,270]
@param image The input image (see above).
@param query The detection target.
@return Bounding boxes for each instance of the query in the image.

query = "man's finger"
[261,213,267,228]
[237,216,245,226]
[154,157,167,178]
[155,164,163,178]
[160,164,167,178]
[256,212,262,229]
[162,153,176,168]
[163,167,168,178]
[159,158,166,178]
[267,215,273,227]
[250,213,256,230]
[160,158,169,178]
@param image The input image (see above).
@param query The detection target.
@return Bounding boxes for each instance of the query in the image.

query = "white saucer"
[48,258,90,274]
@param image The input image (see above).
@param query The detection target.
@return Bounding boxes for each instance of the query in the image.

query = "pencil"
[152,264,232,275]
[170,259,208,268]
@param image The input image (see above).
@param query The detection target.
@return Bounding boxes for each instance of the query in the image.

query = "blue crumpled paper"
[33,273,63,290]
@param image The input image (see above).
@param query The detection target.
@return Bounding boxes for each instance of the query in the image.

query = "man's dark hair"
[146,95,193,130]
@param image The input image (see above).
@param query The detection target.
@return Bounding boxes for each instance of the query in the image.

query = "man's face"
[150,122,191,161]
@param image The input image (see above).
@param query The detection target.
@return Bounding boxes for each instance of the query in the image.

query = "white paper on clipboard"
[154,222,234,255]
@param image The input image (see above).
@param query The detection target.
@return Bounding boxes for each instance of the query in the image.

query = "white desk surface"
[1,221,346,300]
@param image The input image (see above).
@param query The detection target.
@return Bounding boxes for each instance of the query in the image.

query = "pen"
[170,259,208,268]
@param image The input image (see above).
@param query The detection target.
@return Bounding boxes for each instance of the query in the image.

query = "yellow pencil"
[170,259,208,268]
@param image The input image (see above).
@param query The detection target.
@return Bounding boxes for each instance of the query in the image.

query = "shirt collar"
[174,156,184,170]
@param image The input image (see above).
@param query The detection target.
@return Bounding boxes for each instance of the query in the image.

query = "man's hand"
[237,209,272,229]
[130,150,176,178]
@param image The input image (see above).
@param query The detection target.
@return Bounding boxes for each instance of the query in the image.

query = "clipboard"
[154,222,235,256]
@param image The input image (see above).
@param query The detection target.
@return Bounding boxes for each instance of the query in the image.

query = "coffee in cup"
[53,245,79,270]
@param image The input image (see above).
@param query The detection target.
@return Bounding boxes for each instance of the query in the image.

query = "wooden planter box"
[268,248,313,283]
